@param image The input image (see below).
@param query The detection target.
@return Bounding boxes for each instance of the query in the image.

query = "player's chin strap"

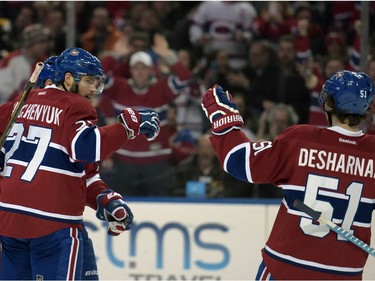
[322,104,333,126]
[59,81,78,94]
[326,112,333,126]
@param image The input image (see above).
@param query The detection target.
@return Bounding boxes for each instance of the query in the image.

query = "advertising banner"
[83,200,375,280]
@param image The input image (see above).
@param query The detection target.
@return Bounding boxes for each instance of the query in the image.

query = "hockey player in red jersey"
[0,47,160,280]
[201,71,375,280]
[32,56,102,280]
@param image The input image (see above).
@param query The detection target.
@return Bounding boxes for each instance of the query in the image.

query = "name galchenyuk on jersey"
[14,102,63,126]
[298,147,375,178]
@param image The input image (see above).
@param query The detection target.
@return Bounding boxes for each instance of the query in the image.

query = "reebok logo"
[213,115,243,129]
[339,138,357,145]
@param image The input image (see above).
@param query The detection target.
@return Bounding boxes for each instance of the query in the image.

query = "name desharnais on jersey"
[299,148,375,178]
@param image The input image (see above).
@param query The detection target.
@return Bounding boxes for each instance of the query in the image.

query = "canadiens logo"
[70,49,79,56]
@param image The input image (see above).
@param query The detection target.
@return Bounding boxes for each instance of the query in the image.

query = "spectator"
[0,24,51,104]
[165,102,197,165]
[290,2,324,61]
[323,31,347,58]
[173,48,206,138]
[7,5,37,50]
[363,57,375,134]
[203,49,236,91]
[44,9,66,54]
[189,1,257,70]
[252,1,292,44]
[225,39,279,119]
[273,34,310,124]
[232,91,257,140]
[98,33,192,196]
[136,8,161,35]
[307,55,347,126]
[257,103,299,141]
[0,17,11,58]
[255,103,299,198]
[111,30,151,78]
[168,134,253,198]
[168,3,199,51]
[80,7,121,57]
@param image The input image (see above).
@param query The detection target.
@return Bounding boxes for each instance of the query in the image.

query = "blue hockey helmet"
[319,70,375,115]
[55,47,104,94]
[36,56,58,88]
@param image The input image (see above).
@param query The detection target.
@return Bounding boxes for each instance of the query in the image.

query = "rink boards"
[83,198,375,280]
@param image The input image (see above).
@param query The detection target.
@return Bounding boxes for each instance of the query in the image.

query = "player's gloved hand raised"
[96,189,134,236]
[201,84,243,135]
[118,108,160,141]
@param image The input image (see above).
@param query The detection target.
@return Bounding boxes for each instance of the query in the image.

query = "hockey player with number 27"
[201,71,375,280]
[0,47,160,280]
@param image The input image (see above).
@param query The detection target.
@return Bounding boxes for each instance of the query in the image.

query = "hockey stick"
[293,199,375,257]
[0,62,44,149]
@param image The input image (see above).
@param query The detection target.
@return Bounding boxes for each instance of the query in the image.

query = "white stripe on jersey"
[280,184,305,191]
[7,159,86,177]
[71,124,101,161]
[282,199,372,228]
[94,127,101,162]
[318,190,349,200]
[265,245,363,273]
[71,123,89,160]
[0,201,83,221]
[361,197,375,204]
[86,174,101,187]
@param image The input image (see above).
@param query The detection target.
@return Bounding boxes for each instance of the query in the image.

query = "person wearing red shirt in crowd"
[99,33,193,196]
[0,24,51,104]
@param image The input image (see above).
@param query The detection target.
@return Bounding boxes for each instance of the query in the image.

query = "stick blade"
[293,199,321,220]
[30,62,44,84]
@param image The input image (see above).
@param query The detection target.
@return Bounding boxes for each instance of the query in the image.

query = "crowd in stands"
[1,1,375,199]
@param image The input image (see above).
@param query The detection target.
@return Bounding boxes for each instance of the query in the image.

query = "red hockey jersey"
[0,86,128,238]
[99,62,191,164]
[210,125,375,280]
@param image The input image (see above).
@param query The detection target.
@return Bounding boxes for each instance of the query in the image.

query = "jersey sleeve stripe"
[71,125,100,162]
[223,142,252,182]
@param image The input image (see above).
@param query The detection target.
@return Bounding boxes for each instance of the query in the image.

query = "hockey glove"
[118,108,160,141]
[96,189,134,236]
[201,84,243,135]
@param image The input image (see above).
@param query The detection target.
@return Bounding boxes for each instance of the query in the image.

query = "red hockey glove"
[96,190,134,236]
[118,108,160,141]
[201,84,243,135]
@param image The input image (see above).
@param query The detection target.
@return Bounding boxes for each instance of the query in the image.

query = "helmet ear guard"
[36,56,59,88]
[319,70,375,115]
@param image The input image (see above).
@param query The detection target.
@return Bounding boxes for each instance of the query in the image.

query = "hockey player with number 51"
[201,71,375,280]
[0,47,160,280]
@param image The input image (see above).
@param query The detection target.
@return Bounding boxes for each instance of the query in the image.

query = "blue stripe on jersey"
[354,202,374,224]
[226,146,248,182]
[0,205,82,224]
[316,193,373,225]
[7,140,85,175]
[264,246,362,276]
[283,189,373,225]
[73,126,98,162]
